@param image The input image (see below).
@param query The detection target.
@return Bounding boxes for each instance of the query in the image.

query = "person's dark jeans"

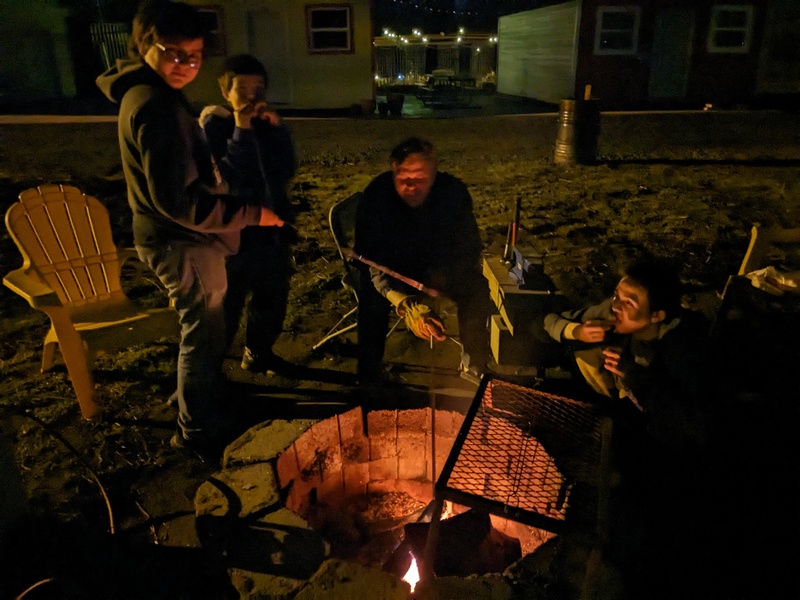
[137,241,228,440]
[224,227,293,357]
[357,265,491,381]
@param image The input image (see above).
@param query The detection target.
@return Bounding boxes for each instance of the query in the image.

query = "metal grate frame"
[431,376,612,534]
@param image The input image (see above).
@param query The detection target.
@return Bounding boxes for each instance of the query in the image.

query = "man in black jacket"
[96,0,282,454]
[353,137,491,385]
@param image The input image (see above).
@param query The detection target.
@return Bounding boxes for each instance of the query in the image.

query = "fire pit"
[192,384,605,598]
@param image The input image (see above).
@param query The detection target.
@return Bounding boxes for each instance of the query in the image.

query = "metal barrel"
[553,98,600,166]
[553,99,577,166]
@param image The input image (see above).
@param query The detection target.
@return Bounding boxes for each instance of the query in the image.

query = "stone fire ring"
[193,405,580,599]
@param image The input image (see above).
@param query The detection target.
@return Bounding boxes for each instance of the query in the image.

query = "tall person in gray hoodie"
[96,0,283,457]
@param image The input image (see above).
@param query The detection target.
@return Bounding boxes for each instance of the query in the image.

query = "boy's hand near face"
[574,319,613,343]
[233,101,269,129]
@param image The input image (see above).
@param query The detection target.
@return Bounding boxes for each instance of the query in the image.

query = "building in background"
[1,0,375,114]
[373,30,498,88]
[183,0,374,111]
[497,0,800,109]
[0,1,77,107]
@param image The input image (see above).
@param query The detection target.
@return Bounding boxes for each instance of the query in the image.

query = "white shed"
[496,1,580,104]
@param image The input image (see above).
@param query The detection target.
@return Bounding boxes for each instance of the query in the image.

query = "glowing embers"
[275,406,463,567]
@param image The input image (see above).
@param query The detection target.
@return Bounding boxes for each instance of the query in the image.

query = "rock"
[294,558,411,599]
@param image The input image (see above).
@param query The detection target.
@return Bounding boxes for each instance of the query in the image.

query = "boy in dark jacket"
[544,258,711,598]
[199,55,297,374]
[96,0,283,454]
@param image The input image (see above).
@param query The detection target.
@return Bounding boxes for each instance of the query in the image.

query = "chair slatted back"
[5,184,125,308]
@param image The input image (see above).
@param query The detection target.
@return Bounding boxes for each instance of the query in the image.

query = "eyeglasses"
[155,43,202,69]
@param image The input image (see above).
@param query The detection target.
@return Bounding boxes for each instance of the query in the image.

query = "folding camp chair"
[3,184,178,419]
[714,224,800,330]
[312,192,400,351]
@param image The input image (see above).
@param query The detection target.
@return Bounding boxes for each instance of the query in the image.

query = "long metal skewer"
[343,248,440,298]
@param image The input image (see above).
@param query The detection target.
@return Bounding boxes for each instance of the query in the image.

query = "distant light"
[397,74,405,80]
[476,47,481,52]
[422,37,428,42]
[374,74,380,80]
[457,36,462,43]
[383,28,389,35]
[459,27,465,34]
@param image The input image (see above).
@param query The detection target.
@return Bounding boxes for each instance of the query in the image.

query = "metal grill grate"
[434,377,610,533]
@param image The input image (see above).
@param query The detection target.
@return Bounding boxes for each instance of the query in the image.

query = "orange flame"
[402,554,420,593]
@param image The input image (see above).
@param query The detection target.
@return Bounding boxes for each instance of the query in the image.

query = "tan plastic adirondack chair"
[3,184,178,419]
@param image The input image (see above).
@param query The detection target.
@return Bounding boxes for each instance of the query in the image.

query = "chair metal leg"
[312,306,358,351]
[387,317,402,337]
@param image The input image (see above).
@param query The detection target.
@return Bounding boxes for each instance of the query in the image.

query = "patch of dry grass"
[0,110,798,598]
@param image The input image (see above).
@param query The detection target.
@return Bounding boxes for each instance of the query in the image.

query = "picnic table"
[414,74,476,108]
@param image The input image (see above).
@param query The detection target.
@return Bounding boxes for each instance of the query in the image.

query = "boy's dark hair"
[218,54,269,92]
[130,0,209,58]
[623,258,683,319]
[390,137,436,165]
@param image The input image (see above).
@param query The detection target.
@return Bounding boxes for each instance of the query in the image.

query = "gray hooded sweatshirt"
[96,58,261,254]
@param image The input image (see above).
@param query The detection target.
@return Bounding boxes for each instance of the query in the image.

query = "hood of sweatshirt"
[96,58,165,105]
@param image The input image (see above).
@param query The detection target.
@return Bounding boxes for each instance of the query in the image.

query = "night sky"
[371,0,565,35]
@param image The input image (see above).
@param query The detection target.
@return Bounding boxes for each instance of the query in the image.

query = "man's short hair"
[390,137,436,165]
[130,0,209,58]
[218,54,269,92]
[623,258,682,319]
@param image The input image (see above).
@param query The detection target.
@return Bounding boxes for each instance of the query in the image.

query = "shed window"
[307,5,352,53]
[594,6,641,55]
[707,5,753,53]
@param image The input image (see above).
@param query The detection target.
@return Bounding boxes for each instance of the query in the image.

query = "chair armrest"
[3,268,62,309]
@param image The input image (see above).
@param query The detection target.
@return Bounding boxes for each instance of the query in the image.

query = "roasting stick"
[343,249,441,298]
[344,249,445,349]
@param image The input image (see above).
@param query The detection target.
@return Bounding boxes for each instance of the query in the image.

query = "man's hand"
[259,207,284,227]
[602,346,624,377]
[574,319,613,343]
[400,298,447,342]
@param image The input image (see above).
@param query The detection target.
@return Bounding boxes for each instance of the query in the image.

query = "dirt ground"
[1,108,799,599]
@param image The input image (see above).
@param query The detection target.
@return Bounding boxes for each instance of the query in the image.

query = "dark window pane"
[198,10,219,31]
[716,10,747,28]
[311,9,348,29]
[602,12,635,30]
[714,30,746,48]
[600,31,633,50]
[312,31,348,50]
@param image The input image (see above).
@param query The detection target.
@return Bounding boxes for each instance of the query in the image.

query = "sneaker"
[459,363,484,386]
[169,431,226,463]
[240,348,297,376]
